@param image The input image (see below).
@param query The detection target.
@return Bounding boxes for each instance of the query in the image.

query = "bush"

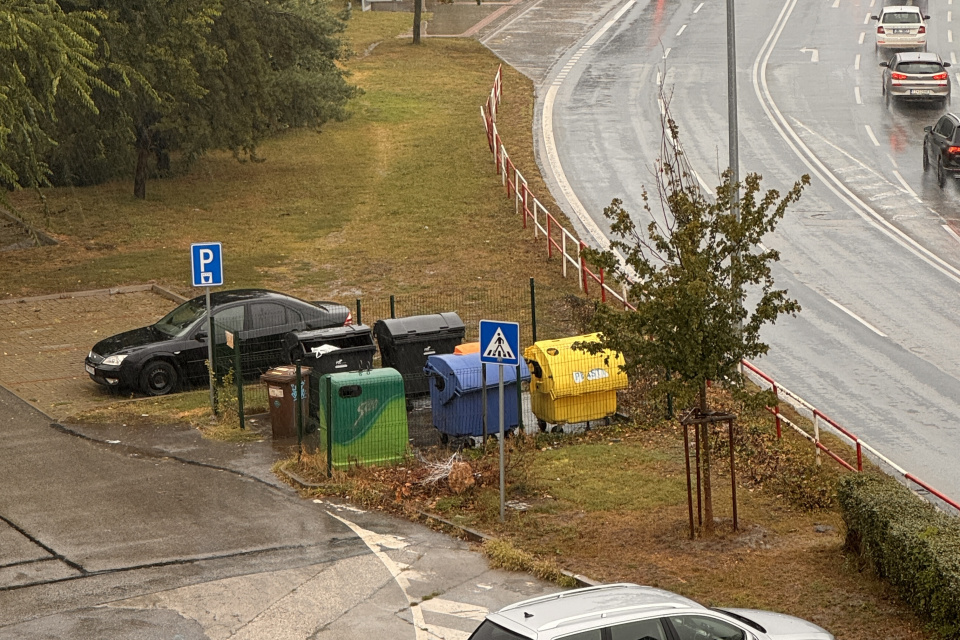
[838,473,960,638]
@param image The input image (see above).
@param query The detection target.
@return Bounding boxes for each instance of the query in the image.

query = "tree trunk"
[134,125,151,200]
[412,0,421,44]
[699,380,714,535]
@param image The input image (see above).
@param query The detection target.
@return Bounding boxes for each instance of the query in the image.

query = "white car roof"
[484,583,704,638]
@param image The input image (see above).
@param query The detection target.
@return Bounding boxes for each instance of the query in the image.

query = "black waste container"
[373,312,465,395]
[283,324,377,374]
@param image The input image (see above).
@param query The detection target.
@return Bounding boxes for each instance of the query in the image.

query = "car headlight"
[102,354,128,367]
[88,351,94,360]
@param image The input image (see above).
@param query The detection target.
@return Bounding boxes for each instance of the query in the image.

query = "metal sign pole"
[205,286,216,414]
[499,363,505,523]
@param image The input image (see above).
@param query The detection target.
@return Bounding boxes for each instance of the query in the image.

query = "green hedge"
[838,473,960,638]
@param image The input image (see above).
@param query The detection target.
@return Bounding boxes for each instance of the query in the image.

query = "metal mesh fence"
[208,280,629,465]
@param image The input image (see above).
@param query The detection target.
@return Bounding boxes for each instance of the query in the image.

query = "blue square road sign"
[479,320,520,367]
[191,242,223,287]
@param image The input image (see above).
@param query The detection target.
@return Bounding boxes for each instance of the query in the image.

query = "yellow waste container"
[524,333,627,425]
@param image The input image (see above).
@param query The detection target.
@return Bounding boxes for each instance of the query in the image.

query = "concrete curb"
[278,463,600,588]
[0,208,58,247]
[0,283,187,305]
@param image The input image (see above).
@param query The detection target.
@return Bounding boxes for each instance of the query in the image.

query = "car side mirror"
[195,330,208,341]
[879,62,889,67]
[924,15,931,19]
[925,126,933,133]
[945,63,952,68]
[871,15,878,20]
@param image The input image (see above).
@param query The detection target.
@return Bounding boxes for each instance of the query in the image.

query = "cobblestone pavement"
[0,290,176,419]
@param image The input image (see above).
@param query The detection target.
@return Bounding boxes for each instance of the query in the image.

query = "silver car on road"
[880,51,951,108]
[468,583,834,640]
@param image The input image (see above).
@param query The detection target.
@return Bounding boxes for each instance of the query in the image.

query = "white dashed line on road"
[859,32,865,45]
[855,53,861,70]
[832,0,839,7]
[828,300,887,337]
[944,224,960,245]
[865,124,880,146]
[952,52,957,64]
[694,2,704,12]
[892,170,920,200]
[677,24,687,36]
[855,86,862,104]
[950,30,954,43]
[663,47,671,58]
[864,12,871,24]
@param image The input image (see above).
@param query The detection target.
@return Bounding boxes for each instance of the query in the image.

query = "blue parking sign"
[191,242,223,287]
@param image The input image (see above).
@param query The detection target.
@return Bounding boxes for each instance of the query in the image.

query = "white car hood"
[720,608,834,640]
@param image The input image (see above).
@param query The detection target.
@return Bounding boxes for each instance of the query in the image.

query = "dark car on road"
[923,112,960,188]
[85,289,352,396]
[880,51,950,108]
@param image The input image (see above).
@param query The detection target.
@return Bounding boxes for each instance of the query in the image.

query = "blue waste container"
[423,351,530,438]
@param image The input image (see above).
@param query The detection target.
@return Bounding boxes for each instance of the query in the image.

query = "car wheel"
[139,360,178,396]
[938,157,948,189]
[923,143,930,171]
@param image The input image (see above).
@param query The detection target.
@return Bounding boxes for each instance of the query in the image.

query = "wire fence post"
[326,376,333,478]
[482,363,488,445]
[390,295,396,319]
[529,278,537,344]
[296,362,303,457]
[355,299,362,326]
[235,335,245,430]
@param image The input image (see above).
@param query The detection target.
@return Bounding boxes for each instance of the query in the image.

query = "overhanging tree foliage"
[29,0,358,198]
[0,1,107,191]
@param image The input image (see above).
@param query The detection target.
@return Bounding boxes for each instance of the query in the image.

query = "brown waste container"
[260,365,312,439]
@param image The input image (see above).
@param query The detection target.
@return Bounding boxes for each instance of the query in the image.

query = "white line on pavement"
[859,31,865,45]
[855,86,862,104]
[663,47,671,58]
[832,0,839,7]
[865,124,880,146]
[694,2,704,12]
[864,12,871,24]
[855,53,861,70]
[828,299,888,337]
[892,170,919,200]
[943,224,960,245]
[677,24,687,36]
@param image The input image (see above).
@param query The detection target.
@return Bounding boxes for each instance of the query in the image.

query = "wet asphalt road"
[486,0,960,505]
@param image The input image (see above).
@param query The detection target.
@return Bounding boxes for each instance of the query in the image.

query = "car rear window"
[896,62,945,74]
[882,12,921,24]
[469,621,534,640]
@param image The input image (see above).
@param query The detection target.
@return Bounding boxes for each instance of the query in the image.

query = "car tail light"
[891,72,908,82]
[948,146,960,155]
[877,26,885,34]
[344,310,353,326]
[919,25,926,34]
[934,72,949,80]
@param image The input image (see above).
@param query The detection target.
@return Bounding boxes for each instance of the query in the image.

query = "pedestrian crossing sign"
[479,320,520,366]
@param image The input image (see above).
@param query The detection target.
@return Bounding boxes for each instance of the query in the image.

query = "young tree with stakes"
[581,93,809,535]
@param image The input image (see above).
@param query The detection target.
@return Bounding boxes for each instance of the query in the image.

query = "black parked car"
[923,112,960,187]
[85,289,352,396]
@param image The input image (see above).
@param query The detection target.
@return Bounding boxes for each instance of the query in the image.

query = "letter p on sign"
[191,242,223,287]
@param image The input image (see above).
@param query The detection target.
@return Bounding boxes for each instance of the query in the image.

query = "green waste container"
[317,368,409,469]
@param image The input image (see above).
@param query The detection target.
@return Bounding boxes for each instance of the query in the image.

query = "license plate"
[85,364,95,375]
[893,28,909,34]
[909,89,934,95]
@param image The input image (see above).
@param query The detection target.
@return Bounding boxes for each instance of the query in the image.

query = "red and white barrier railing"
[742,360,960,513]
[482,65,634,310]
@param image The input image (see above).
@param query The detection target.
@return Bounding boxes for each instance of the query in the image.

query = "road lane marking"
[656,70,661,85]
[753,0,960,289]
[864,12,871,24]
[418,599,489,622]
[859,32,865,45]
[832,0,839,7]
[951,11,954,22]
[677,24,687,36]
[828,300,888,337]
[892,170,920,200]
[855,86,862,104]
[663,47,671,58]
[855,53,861,70]
[658,96,665,115]
[694,2,704,12]
[865,124,880,146]
[953,52,957,65]
[950,30,954,43]
[327,512,430,640]
[870,0,875,6]
[943,224,960,245]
